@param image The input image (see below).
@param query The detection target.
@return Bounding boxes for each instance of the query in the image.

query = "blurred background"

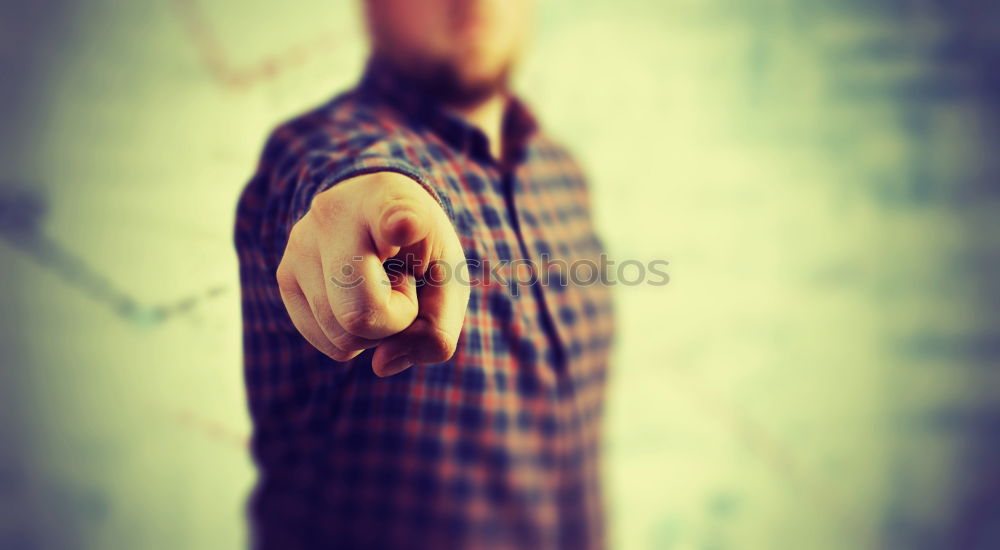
[2,0,999,548]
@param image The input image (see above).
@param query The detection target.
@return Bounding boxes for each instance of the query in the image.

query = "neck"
[448,93,508,161]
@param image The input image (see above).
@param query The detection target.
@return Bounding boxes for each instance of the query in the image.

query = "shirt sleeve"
[289,150,455,228]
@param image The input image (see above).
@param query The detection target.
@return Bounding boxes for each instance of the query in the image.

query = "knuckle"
[438,335,458,360]
[286,218,308,247]
[309,188,347,222]
[424,327,457,362]
[338,302,383,336]
[275,262,296,290]
[282,222,313,262]
[331,333,368,352]
[311,297,340,333]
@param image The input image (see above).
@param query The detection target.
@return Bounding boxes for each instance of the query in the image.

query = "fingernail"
[380,355,412,377]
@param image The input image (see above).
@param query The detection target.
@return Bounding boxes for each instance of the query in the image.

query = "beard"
[386,53,512,108]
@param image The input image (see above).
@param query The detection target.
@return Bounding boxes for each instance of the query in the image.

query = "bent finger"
[321,231,420,339]
[294,263,382,357]
[277,276,357,362]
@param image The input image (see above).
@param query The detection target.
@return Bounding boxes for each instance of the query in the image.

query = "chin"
[452,51,512,90]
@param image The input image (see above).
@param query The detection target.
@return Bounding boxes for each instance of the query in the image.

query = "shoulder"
[258,93,384,172]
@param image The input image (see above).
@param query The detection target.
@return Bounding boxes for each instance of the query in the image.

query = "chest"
[435,149,615,383]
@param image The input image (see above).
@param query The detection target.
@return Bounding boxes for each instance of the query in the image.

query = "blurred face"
[364,0,534,105]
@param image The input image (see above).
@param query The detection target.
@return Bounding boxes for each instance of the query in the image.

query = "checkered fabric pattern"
[235,58,615,550]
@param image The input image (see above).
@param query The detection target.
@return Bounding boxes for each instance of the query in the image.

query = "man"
[235,1,614,548]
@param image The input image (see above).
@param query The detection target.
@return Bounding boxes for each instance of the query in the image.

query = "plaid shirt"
[235,58,614,550]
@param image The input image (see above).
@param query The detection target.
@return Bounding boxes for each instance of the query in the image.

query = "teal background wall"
[1,0,999,548]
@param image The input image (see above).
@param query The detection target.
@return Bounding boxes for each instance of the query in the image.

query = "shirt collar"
[356,56,539,166]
